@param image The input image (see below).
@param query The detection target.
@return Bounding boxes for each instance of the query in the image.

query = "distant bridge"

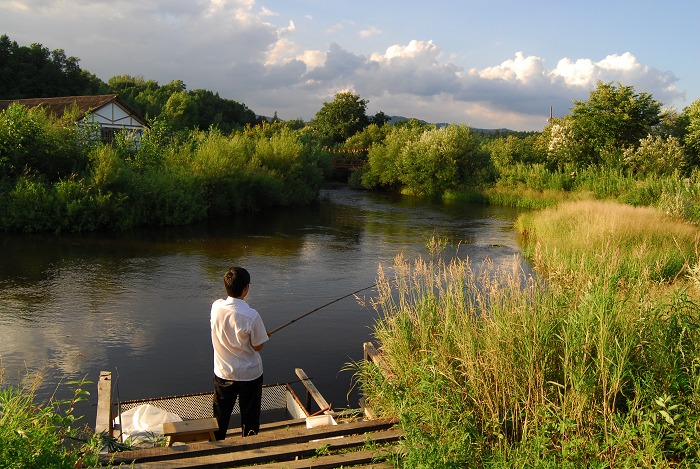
[332,157,366,169]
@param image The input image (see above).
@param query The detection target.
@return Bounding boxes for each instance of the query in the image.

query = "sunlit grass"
[357,201,700,467]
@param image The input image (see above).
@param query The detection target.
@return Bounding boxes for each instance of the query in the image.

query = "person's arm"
[252,342,264,352]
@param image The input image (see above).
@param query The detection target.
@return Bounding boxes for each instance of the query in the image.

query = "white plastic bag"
[114,404,182,446]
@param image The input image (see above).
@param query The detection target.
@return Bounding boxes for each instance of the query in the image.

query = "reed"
[0,371,102,468]
[357,201,700,467]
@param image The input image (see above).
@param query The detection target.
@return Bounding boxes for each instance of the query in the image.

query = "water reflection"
[0,186,530,423]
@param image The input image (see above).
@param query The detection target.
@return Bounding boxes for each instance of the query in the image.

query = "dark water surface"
[0,186,529,424]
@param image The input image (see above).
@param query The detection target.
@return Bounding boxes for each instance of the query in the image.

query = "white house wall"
[86,102,145,130]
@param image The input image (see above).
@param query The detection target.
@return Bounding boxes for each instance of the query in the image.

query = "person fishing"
[210,267,269,439]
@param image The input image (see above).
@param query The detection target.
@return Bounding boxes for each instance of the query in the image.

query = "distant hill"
[388,115,514,134]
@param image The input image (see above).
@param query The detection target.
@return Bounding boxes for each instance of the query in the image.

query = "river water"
[0,185,529,424]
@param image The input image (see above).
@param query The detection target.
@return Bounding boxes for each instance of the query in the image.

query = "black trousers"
[213,374,263,439]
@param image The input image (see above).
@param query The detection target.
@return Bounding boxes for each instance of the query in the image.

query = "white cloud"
[359,26,381,39]
[297,50,326,68]
[0,0,685,130]
[477,52,547,83]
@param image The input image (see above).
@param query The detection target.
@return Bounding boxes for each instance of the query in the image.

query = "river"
[0,185,529,424]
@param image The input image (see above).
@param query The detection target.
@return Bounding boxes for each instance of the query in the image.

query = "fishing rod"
[268,283,377,336]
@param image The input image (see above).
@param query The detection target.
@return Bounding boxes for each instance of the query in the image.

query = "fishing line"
[267,283,377,336]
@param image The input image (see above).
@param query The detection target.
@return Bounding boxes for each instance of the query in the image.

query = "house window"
[101,127,119,145]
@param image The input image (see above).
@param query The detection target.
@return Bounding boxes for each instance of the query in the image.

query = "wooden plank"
[100,418,398,466]
[363,342,390,373]
[235,448,397,469]
[129,429,402,468]
[95,371,113,436]
[164,418,218,446]
[295,368,330,413]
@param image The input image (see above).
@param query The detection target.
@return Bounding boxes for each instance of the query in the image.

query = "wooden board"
[128,429,401,468]
[100,417,398,466]
[95,371,113,435]
[163,418,218,445]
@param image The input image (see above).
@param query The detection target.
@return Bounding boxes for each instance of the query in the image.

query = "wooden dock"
[98,416,400,468]
[96,344,398,468]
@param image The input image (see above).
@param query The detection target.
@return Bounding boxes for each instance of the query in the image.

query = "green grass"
[356,202,700,467]
[0,371,102,468]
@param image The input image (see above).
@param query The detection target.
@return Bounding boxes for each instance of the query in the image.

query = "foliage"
[0,372,102,468]
[569,81,662,165]
[106,75,257,131]
[623,134,686,175]
[358,202,700,467]
[311,92,370,146]
[545,117,591,169]
[0,114,323,232]
[0,34,107,99]
[360,123,491,195]
[361,122,428,190]
[0,103,91,182]
[486,133,547,171]
[397,124,490,195]
[683,99,700,168]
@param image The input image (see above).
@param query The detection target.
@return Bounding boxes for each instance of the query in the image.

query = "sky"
[1,0,699,131]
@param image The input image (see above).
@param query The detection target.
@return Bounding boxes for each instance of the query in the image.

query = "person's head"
[224,267,250,298]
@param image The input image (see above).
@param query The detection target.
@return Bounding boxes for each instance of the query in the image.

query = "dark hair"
[224,267,250,297]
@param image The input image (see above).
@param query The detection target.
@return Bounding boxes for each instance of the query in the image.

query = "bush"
[0,372,101,468]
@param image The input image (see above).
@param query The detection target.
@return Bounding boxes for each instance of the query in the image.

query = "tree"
[0,35,107,98]
[161,91,199,131]
[312,92,369,145]
[683,99,700,169]
[622,134,686,175]
[569,81,662,165]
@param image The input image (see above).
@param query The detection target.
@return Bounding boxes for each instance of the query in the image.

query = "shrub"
[0,372,101,468]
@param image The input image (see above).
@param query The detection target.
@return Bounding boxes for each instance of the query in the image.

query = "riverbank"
[358,199,700,467]
[445,164,700,226]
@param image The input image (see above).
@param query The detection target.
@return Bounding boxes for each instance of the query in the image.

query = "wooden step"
[100,418,399,467]
[129,429,401,468]
[163,418,218,446]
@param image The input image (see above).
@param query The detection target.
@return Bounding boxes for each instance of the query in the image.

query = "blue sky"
[1,0,698,130]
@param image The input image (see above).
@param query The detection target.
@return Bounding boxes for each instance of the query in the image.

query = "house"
[0,94,148,144]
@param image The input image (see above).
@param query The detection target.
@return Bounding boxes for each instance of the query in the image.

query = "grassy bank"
[357,200,700,467]
[0,371,102,468]
[452,165,700,226]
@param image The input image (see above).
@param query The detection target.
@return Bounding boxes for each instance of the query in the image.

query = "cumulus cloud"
[359,26,381,38]
[0,0,685,130]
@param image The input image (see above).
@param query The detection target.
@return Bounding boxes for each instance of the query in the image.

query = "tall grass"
[0,121,324,232]
[357,201,700,467]
[0,371,102,468]
[480,164,700,226]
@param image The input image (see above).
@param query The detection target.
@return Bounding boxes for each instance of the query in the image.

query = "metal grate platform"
[117,383,290,422]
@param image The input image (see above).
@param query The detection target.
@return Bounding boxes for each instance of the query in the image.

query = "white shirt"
[211,297,269,381]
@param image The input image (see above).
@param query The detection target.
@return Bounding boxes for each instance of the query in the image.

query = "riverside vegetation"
[356,202,700,467]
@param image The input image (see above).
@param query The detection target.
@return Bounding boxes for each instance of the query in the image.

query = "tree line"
[0,34,258,132]
[2,34,700,232]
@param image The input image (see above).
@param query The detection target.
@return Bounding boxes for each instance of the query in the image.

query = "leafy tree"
[344,123,387,150]
[487,134,546,172]
[312,92,370,145]
[683,99,700,169]
[161,91,199,131]
[569,81,662,165]
[544,117,589,169]
[370,111,390,126]
[0,103,89,182]
[188,88,257,132]
[622,134,686,175]
[362,122,428,190]
[0,34,106,98]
